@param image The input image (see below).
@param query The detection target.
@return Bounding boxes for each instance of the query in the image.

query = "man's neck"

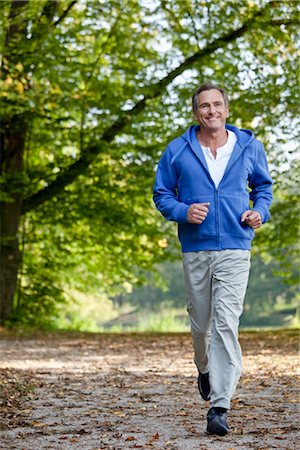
[196,128,228,158]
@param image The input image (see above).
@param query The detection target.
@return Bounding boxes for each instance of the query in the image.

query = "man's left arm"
[241,142,273,229]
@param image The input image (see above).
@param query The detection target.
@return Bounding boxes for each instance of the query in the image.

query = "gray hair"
[192,83,229,111]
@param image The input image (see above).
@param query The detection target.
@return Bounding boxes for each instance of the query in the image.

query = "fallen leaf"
[125,436,136,441]
[31,422,47,428]
[176,410,188,416]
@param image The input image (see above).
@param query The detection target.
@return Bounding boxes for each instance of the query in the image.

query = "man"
[153,83,272,436]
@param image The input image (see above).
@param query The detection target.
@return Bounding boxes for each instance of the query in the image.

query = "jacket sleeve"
[249,142,273,223]
[153,147,189,223]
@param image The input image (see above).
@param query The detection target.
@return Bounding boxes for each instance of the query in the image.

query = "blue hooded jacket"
[153,124,273,252]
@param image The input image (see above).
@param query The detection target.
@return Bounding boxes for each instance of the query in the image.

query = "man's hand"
[241,210,262,229]
[187,203,210,224]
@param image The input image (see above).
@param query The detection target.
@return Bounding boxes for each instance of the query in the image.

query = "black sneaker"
[206,407,230,436]
[198,372,211,401]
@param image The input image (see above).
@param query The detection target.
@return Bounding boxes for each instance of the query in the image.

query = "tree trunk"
[0,0,63,323]
[0,116,26,322]
[0,0,32,323]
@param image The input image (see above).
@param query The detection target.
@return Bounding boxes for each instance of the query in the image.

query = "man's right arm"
[153,149,210,224]
[153,148,189,223]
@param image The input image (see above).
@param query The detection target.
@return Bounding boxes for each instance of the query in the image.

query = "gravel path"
[0,330,299,449]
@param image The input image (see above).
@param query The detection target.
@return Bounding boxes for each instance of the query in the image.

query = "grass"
[109,308,190,333]
[52,290,299,333]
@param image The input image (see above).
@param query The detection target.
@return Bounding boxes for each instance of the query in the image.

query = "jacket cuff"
[173,203,189,223]
[252,207,270,224]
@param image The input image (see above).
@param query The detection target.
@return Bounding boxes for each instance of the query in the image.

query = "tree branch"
[22,9,294,214]
[53,1,78,28]
[40,0,59,24]
[4,0,30,47]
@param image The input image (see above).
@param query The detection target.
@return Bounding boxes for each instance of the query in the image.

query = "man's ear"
[226,108,230,118]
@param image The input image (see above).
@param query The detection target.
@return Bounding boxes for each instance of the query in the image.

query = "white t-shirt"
[201,130,237,189]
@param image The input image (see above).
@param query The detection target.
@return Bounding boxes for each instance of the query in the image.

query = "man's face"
[194,89,229,132]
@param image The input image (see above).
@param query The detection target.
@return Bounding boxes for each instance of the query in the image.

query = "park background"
[0,2,299,448]
[0,0,299,332]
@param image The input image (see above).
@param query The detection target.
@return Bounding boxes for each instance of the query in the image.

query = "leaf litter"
[0,329,298,449]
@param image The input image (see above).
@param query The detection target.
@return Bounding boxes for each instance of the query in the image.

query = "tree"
[0,0,298,324]
[253,158,299,285]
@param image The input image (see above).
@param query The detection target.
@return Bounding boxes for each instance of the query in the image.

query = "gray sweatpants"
[182,249,251,410]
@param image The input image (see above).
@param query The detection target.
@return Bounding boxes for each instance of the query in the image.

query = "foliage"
[254,158,300,284]
[119,256,297,326]
[0,0,299,324]
[51,255,297,332]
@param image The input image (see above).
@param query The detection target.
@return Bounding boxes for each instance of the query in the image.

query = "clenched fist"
[241,210,262,229]
[187,203,210,224]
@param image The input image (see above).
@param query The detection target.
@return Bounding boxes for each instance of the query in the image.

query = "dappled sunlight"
[0,330,298,449]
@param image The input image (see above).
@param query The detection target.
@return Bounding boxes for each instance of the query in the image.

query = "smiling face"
[194,89,229,133]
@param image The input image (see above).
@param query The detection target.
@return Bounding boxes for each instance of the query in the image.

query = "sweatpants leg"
[182,250,250,409]
[209,250,250,409]
[182,252,214,374]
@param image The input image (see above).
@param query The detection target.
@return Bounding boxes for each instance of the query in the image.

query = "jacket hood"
[182,124,255,148]
[170,124,254,165]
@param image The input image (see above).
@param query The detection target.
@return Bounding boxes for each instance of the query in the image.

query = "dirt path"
[0,330,299,450]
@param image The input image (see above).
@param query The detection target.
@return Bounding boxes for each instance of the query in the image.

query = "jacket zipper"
[215,189,220,245]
